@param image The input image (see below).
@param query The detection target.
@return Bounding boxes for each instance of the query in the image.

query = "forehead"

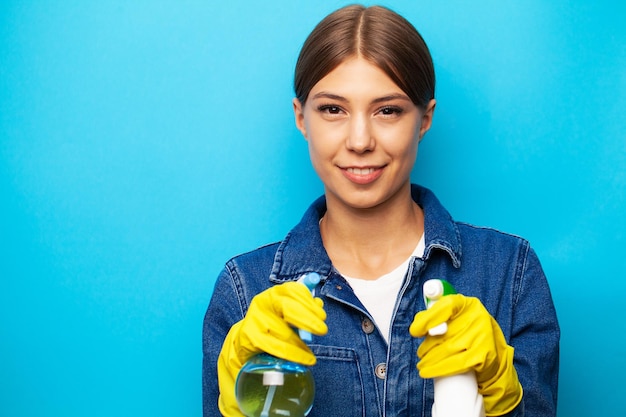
[308,57,406,100]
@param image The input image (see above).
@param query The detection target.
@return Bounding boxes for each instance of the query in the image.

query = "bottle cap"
[424,279,444,299]
[300,272,321,290]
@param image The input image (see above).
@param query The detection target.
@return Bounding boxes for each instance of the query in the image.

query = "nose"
[346,114,374,153]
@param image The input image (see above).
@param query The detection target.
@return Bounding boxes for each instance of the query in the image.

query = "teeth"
[347,167,375,175]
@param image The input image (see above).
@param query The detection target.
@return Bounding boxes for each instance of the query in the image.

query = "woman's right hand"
[217,281,327,415]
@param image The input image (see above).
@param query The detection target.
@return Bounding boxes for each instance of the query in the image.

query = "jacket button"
[375,363,387,380]
[361,317,375,334]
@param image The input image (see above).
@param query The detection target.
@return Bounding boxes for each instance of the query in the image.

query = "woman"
[203,5,559,417]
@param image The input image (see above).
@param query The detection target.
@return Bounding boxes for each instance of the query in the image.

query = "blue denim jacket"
[202,184,559,417]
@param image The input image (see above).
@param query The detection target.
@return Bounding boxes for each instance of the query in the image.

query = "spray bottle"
[235,272,321,417]
[423,279,485,417]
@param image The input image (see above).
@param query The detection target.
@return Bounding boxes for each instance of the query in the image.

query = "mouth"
[341,165,385,185]
[346,167,377,175]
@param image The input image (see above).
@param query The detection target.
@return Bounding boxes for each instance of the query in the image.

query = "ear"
[293,98,308,139]
[418,99,436,141]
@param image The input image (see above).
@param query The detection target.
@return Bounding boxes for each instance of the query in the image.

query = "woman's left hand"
[409,294,523,416]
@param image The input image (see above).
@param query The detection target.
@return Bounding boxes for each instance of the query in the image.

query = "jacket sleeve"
[202,265,246,417]
[510,245,560,417]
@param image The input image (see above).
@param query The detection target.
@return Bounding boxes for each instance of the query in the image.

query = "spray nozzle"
[297,272,321,342]
[423,279,457,336]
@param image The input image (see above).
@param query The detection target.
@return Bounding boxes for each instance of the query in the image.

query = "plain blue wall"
[1,1,625,416]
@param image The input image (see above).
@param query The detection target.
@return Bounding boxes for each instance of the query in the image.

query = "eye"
[378,106,404,117]
[318,104,344,115]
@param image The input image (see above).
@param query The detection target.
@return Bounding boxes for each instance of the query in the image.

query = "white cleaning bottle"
[423,279,485,417]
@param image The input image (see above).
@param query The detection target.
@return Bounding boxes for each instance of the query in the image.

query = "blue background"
[1,1,625,416]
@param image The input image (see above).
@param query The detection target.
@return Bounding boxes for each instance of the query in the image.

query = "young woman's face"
[293,56,436,211]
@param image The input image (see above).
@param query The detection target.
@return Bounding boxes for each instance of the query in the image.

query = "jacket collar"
[269,184,462,284]
[415,184,462,268]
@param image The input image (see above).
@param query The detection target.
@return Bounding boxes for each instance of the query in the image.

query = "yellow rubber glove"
[217,281,328,416]
[409,294,523,416]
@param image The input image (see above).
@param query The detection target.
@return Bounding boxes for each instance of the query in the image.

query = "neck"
[320,185,424,279]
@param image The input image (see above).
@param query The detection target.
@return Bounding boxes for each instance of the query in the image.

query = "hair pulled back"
[294,5,435,109]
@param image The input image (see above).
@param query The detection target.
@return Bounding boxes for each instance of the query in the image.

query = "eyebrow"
[310,92,412,104]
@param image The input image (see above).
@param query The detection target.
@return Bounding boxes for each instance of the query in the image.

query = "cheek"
[377,123,421,155]
[305,120,345,154]
[304,124,329,166]
[306,138,332,175]
[306,140,333,183]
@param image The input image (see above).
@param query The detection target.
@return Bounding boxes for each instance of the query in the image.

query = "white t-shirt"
[343,234,425,343]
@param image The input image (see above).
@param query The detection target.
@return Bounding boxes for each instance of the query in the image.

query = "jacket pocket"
[307,345,365,417]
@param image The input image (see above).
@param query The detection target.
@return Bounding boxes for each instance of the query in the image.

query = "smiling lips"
[342,166,385,184]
